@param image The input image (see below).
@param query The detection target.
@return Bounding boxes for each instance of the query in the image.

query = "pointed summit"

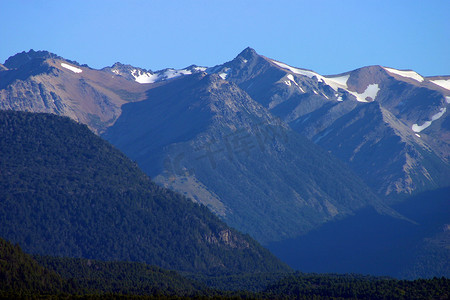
[235,47,259,62]
[239,46,257,55]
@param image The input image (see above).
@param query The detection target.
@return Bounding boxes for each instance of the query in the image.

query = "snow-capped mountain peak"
[105,62,207,84]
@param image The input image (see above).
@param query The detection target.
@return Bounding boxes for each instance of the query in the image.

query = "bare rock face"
[205,229,250,249]
[0,50,150,134]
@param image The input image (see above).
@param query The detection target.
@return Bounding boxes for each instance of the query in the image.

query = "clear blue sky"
[1,0,449,76]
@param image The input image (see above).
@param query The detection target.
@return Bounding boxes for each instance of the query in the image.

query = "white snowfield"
[131,69,159,84]
[349,84,380,103]
[272,60,325,81]
[193,66,207,72]
[412,107,447,133]
[430,79,450,91]
[164,68,192,79]
[325,75,379,102]
[383,67,424,82]
[272,60,379,102]
[218,67,231,80]
[285,74,305,92]
[130,67,200,84]
[61,63,82,73]
[286,74,296,83]
[325,75,350,91]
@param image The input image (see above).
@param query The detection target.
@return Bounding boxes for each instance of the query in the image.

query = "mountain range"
[207,48,450,197]
[1,48,448,277]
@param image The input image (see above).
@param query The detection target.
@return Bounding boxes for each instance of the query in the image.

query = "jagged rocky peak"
[111,62,127,68]
[110,62,153,73]
[102,62,155,83]
[207,47,276,82]
[4,49,60,69]
[235,47,259,62]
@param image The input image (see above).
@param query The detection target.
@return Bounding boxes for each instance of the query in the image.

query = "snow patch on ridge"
[132,69,159,83]
[286,74,296,82]
[218,67,231,80]
[272,60,324,81]
[61,63,82,73]
[430,79,450,91]
[285,74,305,92]
[130,67,200,84]
[348,84,380,103]
[163,68,192,79]
[272,60,349,91]
[324,75,350,91]
[383,67,424,82]
[194,66,207,72]
[412,107,447,132]
[272,59,381,102]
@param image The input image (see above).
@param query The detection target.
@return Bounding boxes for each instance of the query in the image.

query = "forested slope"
[0,110,289,275]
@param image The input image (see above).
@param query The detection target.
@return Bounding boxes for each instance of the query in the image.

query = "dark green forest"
[263,272,450,299]
[0,110,287,275]
[34,255,208,297]
[1,237,449,299]
[0,237,67,296]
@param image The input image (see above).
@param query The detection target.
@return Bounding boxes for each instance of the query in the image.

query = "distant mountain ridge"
[1,49,448,196]
[83,47,450,196]
[102,62,206,84]
[206,47,450,197]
